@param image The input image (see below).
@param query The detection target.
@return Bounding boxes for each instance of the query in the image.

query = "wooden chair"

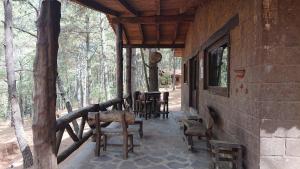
[94,111,135,159]
[182,107,215,150]
[159,92,169,118]
[123,96,143,138]
[137,93,152,120]
[133,91,141,116]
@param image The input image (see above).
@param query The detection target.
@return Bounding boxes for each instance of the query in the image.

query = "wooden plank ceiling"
[71,0,204,56]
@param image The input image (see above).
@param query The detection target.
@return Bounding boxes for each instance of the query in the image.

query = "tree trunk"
[57,75,79,133]
[172,51,176,91]
[131,49,136,94]
[99,15,108,100]
[18,61,25,123]
[85,14,91,106]
[140,49,149,91]
[3,0,33,168]
[33,1,61,168]
[116,23,123,99]
[148,49,159,91]
[126,48,132,95]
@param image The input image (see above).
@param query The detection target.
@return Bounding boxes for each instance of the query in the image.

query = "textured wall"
[181,0,262,168]
[259,0,300,168]
[182,0,300,168]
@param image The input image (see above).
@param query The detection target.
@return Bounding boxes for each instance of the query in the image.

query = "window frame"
[204,34,230,97]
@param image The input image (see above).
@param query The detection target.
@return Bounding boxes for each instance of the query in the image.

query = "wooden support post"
[126,48,132,96]
[116,23,123,109]
[32,0,61,168]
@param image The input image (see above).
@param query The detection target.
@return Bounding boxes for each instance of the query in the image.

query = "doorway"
[189,56,199,110]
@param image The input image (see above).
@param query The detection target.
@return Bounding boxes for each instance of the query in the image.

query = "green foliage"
[0,1,178,119]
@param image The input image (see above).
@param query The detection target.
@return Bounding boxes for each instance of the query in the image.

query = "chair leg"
[166,103,169,118]
[103,135,107,151]
[129,135,134,152]
[95,134,100,156]
[139,122,143,138]
[123,134,128,159]
[95,113,100,156]
[187,135,193,150]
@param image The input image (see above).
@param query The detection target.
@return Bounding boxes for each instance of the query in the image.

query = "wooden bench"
[209,140,243,169]
[182,107,216,150]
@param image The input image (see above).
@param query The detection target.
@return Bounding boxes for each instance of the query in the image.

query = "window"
[204,35,230,97]
[183,63,188,83]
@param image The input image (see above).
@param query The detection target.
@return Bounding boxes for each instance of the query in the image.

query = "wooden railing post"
[55,98,123,163]
[33,0,61,168]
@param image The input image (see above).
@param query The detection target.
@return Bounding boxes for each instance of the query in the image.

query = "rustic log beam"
[116,23,123,102]
[57,130,93,163]
[123,43,185,48]
[77,115,87,139]
[126,48,132,95]
[55,128,65,155]
[72,0,120,16]
[117,0,140,16]
[88,111,135,124]
[56,104,100,131]
[32,0,61,168]
[112,15,194,24]
[66,124,79,142]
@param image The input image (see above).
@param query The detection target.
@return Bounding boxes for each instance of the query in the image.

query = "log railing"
[56,98,123,163]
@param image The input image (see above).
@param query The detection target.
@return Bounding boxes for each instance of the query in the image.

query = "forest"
[0,0,181,167]
[0,0,181,119]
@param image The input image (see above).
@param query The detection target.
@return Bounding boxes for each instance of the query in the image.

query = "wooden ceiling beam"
[172,23,179,44]
[123,44,185,49]
[156,0,160,45]
[123,25,129,44]
[73,0,120,16]
[117,0,144,44]
[156,24,160,45]
[139,24,144,44]
[117,0,140,16]
[179,0,201,14]
[112,15,194,24]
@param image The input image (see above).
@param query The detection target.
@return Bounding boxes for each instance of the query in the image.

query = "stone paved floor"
[59,112,212,169]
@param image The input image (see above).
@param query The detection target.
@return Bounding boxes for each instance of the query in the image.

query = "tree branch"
[1,21,37,38]
[26,1,39,16]
[13,26,37,38]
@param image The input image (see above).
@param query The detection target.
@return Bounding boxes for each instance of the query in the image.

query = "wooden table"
[144,91,161,117]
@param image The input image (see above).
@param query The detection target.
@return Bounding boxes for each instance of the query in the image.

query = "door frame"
[188,55,199,111]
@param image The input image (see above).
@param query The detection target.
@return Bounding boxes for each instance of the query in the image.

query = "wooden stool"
[209,140,243,169]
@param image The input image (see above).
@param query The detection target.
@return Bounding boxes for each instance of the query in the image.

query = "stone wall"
[181,0,300,168]
[259,0,300,168]
[181,0,262,168]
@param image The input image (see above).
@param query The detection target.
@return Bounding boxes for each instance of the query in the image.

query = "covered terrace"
[33,0,214,169]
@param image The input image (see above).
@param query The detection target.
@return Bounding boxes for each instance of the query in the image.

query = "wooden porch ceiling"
[71,0,205,56]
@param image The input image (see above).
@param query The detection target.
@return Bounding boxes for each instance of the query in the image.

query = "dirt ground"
[0,87,181,169]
